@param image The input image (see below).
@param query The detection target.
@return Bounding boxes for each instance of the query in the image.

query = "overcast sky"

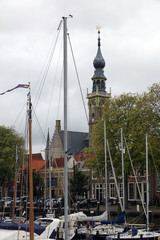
[0,0,159,154]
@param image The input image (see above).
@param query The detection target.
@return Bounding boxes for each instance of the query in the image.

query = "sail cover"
[20,223,45,235]
[0,222,19,230]
[0,222,45,235]
[77,211,125,224]
[101,211,125,224]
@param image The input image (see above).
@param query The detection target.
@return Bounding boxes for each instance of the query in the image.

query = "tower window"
[92,81,96,92]
[97,80,100,91]
[92,113,95,122]
[100,80,105,91]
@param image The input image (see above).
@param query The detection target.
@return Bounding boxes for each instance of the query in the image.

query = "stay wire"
[43,40,63,136]
[124,135,147,218]
[32,107,47,146]
[67,33,89,124]
[57,72,63,120]
[33,22,62,114]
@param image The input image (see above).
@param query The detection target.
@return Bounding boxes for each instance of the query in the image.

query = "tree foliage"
[0,126,25,187]
[69,167,90,198]
[84,82,160,178]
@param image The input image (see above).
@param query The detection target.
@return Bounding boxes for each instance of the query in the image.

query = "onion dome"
[93,31,105,69]
[92,31,106,92]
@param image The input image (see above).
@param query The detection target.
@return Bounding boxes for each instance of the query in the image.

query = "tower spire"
[92,30,106,92]
[98,30,101,47]
[46,128,50,150]
[87,29,111,146]
[45,128,50,161]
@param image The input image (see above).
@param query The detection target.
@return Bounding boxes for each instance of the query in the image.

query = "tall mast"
[49,143,52,213]
[103,119,108,219]
[63,16,68,240]
[12,145,18,221]
[28,87,34,240]
[44,151,46,211]
[121,128,125,211]
[146,134,149,230]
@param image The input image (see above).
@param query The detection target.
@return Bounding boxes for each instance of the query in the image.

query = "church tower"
[87,30,111,145]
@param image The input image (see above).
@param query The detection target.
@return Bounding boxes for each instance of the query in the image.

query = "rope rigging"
[43,40,63,139]
[67,33,89,124]
[33,23,62,113]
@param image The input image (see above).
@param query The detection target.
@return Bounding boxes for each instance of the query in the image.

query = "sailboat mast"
[63,16,68,240]
[146,134,149,230]
[49,143,52,213]
[12,145,18,221]
[121,128,125,211]
[103,119,108,219]
[28,88,34,240]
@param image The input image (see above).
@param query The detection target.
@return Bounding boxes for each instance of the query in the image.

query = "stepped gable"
[49,120,89,159]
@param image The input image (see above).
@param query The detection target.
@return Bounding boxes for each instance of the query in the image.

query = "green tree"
[85,82,160,176]
[84,82,160,206]
[33,171,44,199]
[84,93,139,177]
[135,83,160,166]
[70,167,90,199]
[0,126,25,189]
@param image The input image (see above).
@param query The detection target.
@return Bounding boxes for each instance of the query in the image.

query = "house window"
[136,183,141,200]
[47,178,57,187]
[143,182,147,203]
[96,184,103,202]
[119,183,123,198]
[110,183,115,198]
[128,183,134,200]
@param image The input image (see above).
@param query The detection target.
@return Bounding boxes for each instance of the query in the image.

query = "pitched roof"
[23,153,45,172]
[60,131,89,156]
[52,158,64,168]
[32,159,45,172]
[74,153,95,162]
[32,153,44,161]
